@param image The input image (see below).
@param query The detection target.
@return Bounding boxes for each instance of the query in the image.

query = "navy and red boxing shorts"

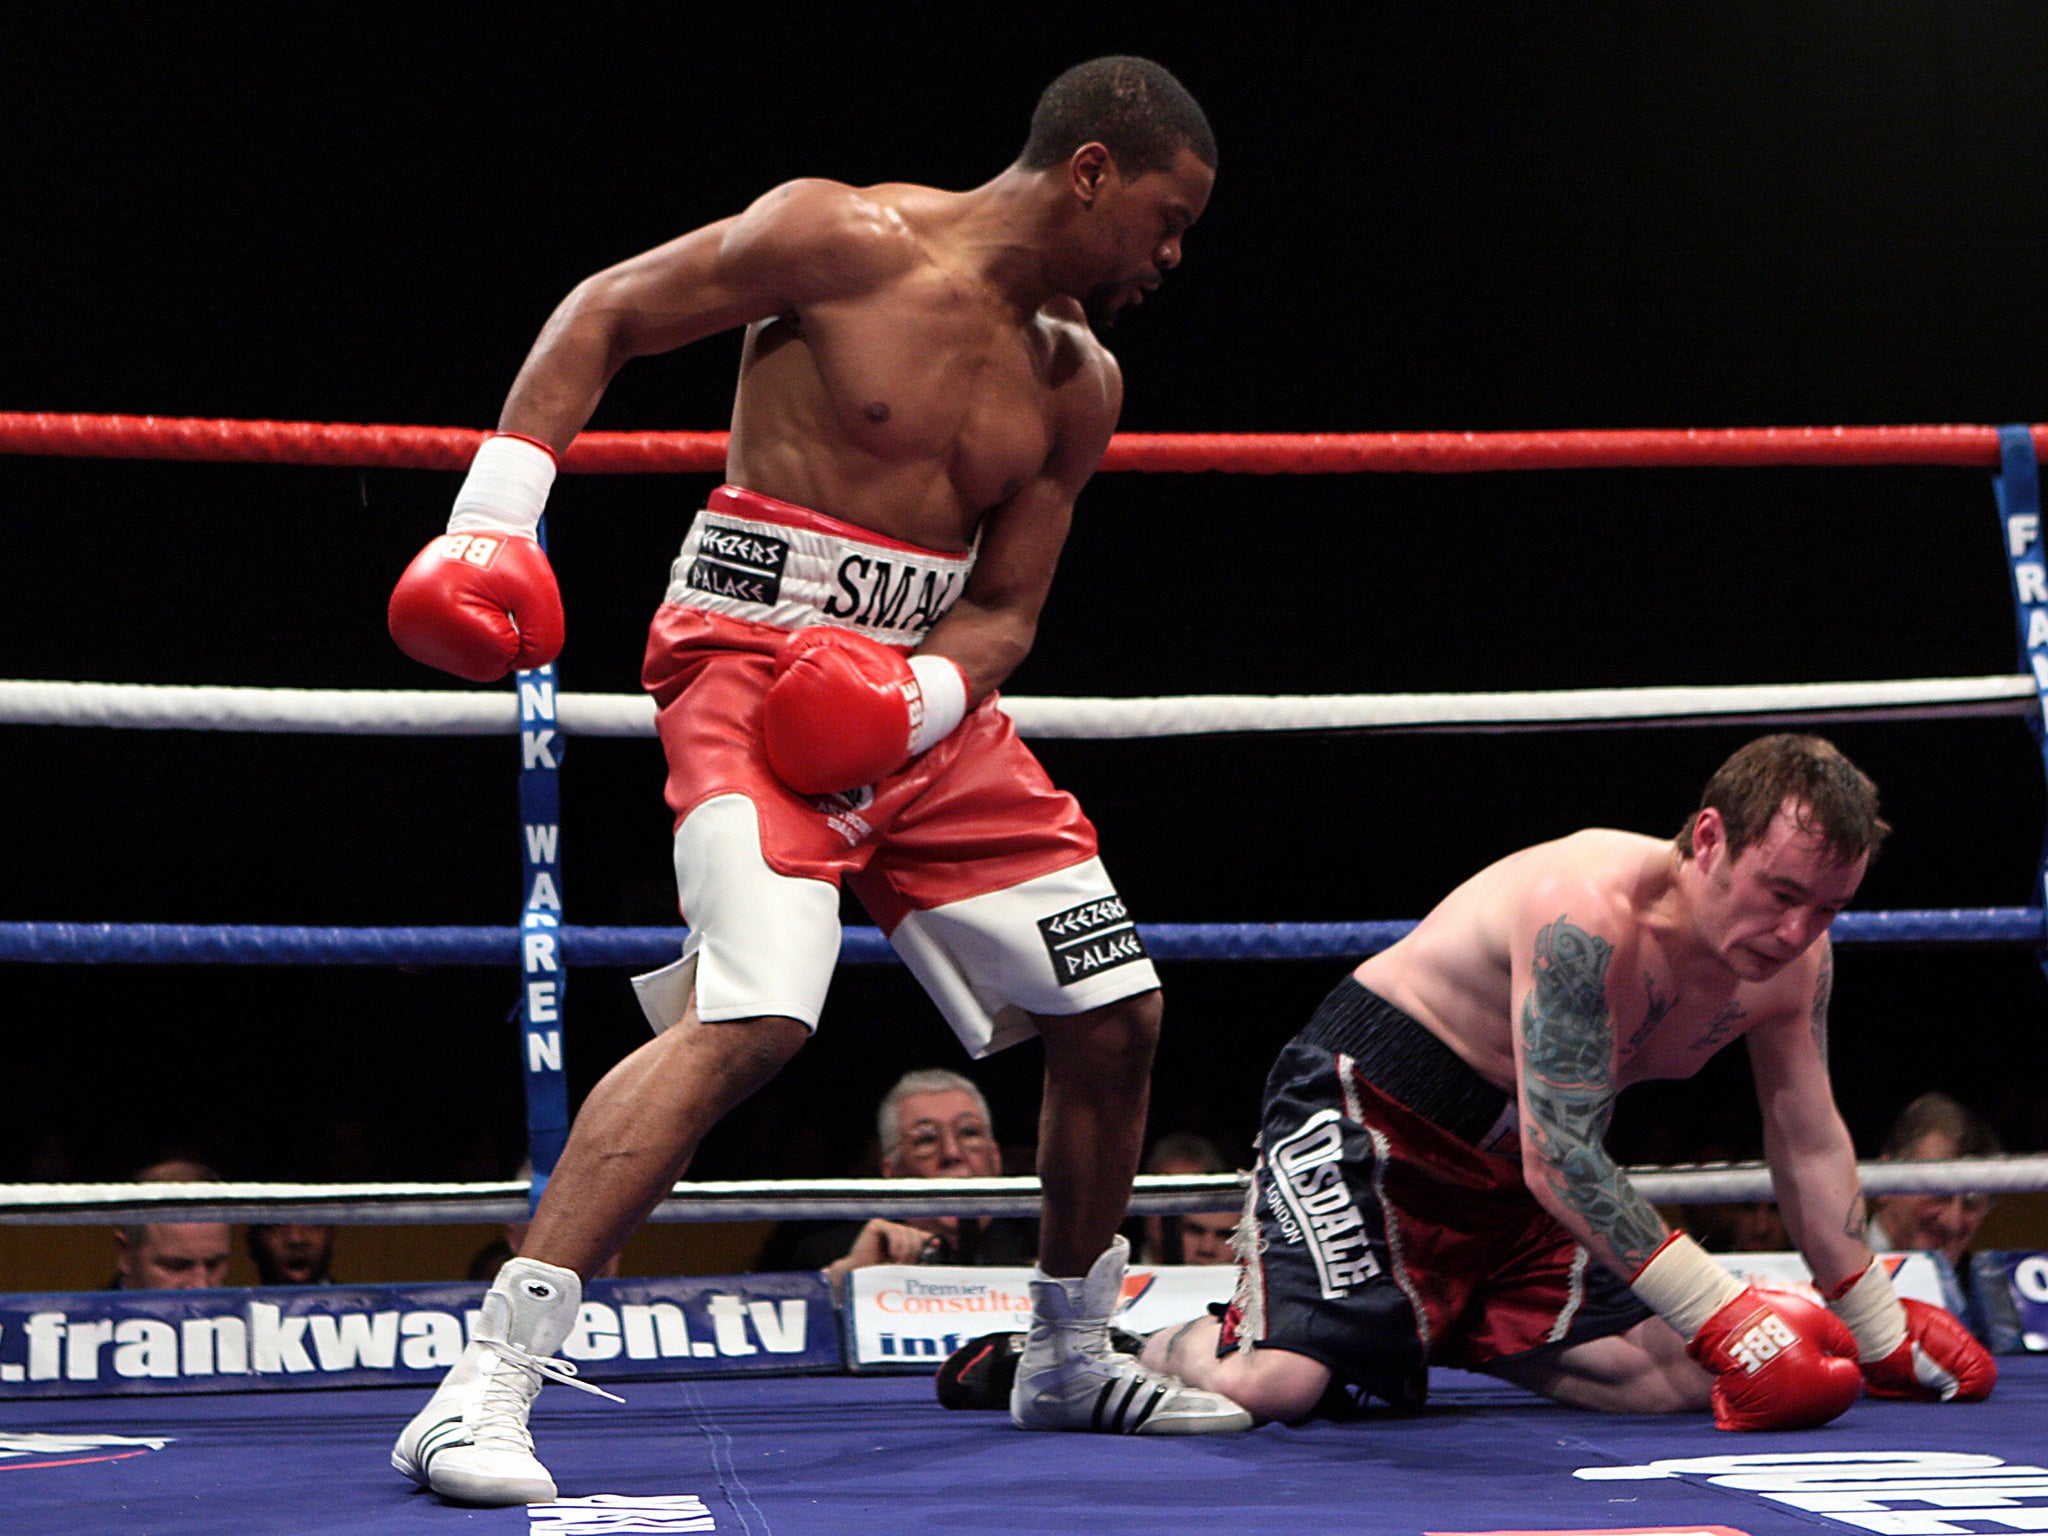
[1222,978,1653,1409]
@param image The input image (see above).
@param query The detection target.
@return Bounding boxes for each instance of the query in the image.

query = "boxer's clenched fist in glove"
[1687,1287,1862,1431]
[389,433,565,681]
[1632,1233,1861,1431]
[1827,1260,1996,1403]
[762,625,968,795]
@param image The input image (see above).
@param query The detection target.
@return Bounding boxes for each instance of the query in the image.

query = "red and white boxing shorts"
[629,485,1159,1057]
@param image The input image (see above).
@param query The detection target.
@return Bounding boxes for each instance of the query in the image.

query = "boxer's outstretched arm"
[1747,941,1872,1292]
[1511,902,1669,1279]
[1750,941,1995,1399]
[495,179,906,453]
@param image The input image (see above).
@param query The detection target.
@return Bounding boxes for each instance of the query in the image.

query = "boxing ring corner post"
[1991,424,2048,986]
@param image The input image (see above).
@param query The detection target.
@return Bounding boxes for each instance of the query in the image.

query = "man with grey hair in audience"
[1867,1091,2003,1267]
[755,1068,1037,1291]
[110,1157,233,1291]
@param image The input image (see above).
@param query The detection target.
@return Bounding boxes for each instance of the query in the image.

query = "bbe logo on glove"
[1726,1312,1799,1374]
[443,533,508,567]
[1688,1290,1862,1432]
[388,530,564,683]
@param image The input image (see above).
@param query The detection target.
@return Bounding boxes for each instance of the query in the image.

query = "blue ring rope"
[2,909,2039,966]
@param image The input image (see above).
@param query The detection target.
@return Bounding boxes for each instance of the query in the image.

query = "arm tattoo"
[1519,916,1668,1272]
[1842,1190,1868,1242]
[1811,947,1834,1063]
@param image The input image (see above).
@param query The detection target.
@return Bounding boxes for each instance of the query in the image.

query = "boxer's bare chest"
[734,269,1081,546]
[1608,951,1760,1086]
[1437,932,1762,1089]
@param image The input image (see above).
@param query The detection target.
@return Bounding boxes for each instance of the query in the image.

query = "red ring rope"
[0,413,2040,473]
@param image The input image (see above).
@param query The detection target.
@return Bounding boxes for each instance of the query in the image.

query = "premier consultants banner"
[843,1263,1238,1371]
[0,1272,837,1399]
[842,1252,1962,1373]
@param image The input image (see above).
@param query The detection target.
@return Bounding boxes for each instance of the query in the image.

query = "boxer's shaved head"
[1018,56,1216,177]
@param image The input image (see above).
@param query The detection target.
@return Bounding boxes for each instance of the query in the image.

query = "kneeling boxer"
[1134,736,1994,1428]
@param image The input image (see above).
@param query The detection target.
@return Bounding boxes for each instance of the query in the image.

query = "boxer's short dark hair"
[1018,56,1216,177]
[1675,733,1889,866]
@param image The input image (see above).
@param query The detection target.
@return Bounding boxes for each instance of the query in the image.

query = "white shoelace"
[1039,1321,1165,1386]
[472,1340,625,1452]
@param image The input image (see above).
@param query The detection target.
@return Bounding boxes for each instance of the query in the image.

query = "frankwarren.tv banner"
[0,1272,837,1399]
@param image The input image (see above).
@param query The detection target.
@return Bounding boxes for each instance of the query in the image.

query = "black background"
[6,5,2048,1192]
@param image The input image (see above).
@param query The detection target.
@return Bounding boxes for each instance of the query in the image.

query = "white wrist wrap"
[906,654,970,754]
[1828,1260,1908,1362]
[1630,1233,1746,1341]
[447,433,558,537]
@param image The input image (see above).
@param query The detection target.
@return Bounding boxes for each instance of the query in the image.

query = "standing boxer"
[388,56,1247,1506]
[1142,735,1994,1429]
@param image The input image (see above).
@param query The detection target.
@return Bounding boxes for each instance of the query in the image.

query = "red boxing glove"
[389,432,566,682]
[388,531,565,682]
[1687,1289,1862,1431]
[762,627,967,795]
[1826,1259,1996,1403]
[1860,1298,1998,1403]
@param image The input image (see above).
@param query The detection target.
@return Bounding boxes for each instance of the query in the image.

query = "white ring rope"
[0,675,2035,739]
[5,1158,2043,1226]
[0,1175,1249,1227]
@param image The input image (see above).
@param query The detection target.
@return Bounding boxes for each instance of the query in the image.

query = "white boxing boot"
[392,1257,621,1504]
[1011,1236,1252,1434]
